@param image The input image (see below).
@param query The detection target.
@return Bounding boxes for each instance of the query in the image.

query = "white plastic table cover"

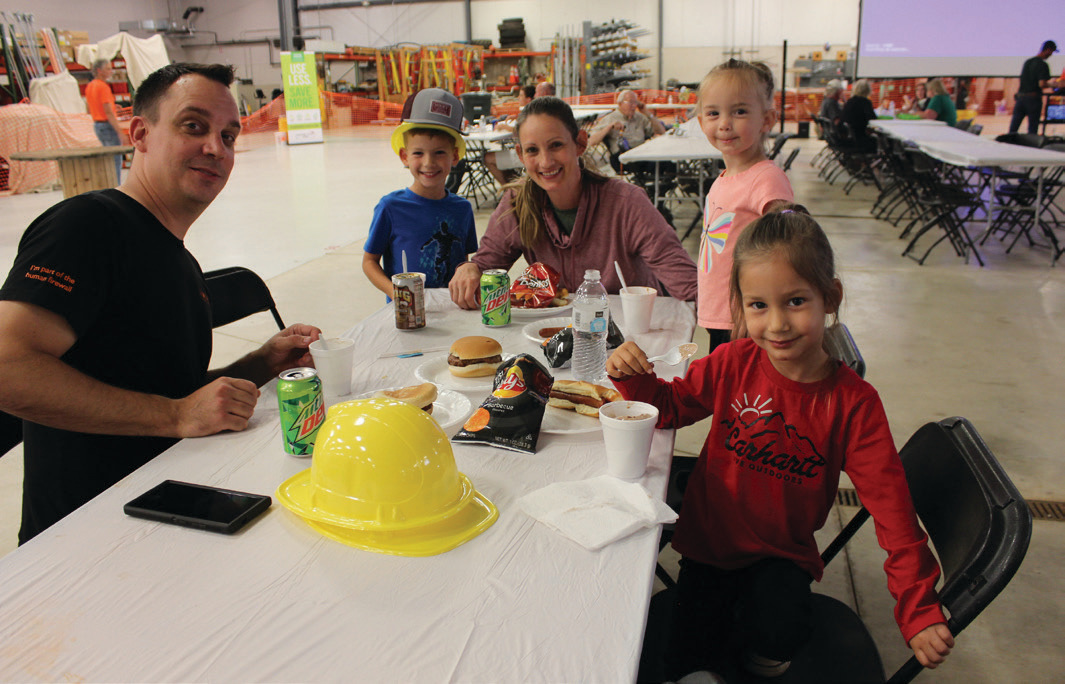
[915,139,1065,168]
[0,289,696,683]
[619,130,723,163]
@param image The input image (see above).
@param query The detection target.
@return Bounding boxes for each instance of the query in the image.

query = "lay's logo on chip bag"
[493,366,526,398]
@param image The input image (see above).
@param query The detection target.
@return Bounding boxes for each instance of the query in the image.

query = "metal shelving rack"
[582,19,650,94]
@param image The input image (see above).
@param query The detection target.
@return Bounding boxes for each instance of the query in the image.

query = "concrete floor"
[1,118,1063,682]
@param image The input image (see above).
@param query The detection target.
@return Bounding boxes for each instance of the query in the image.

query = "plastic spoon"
[647,343,699,366]
[614,261,628,291]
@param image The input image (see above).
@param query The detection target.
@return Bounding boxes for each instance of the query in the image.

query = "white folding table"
[618,131,723,210]
[0,289,696,683]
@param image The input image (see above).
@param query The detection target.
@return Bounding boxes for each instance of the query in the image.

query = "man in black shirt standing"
[0,63,322,543]
[1010,40,1062,134]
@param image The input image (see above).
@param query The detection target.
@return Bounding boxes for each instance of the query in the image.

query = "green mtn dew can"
[480,269,511,327]
[277,367,325,456]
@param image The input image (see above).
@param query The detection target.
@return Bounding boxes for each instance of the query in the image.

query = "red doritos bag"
[509,262,568,309]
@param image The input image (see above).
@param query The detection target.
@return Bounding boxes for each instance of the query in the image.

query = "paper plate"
[509,299,572,319]
[540,404,604,434]
[353,387,473,434]
[415,354,510,393]
[521,317,573,344]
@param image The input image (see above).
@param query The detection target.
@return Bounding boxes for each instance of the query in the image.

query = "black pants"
[665,557,813,680]
[1010,94,1043,135]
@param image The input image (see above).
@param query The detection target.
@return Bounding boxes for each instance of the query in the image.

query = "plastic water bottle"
[572,269,610,383]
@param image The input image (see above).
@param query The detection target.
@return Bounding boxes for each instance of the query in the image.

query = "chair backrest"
[780,147,801,172]
[203,266,286,330]
[969,123,983,136]
[767,132,794,160]
[995,132,1046,148]
[824,323,865,378]
[899,417,1032,634]
[819,416,1032,682]
[460,92,493,122]
[954,118,972,131]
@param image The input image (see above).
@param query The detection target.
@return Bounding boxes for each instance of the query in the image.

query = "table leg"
[654,162,661,206]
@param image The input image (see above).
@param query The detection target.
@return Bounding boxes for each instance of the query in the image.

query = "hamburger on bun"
[547,380,623,417]
[374,382,438,414]
[448,336,503,378]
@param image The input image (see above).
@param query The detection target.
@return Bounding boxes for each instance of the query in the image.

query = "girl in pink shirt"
[696,60,794,351]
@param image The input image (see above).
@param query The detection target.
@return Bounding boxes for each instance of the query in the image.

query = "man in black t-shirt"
[1010,40,1062,134]
[0,63,322,543]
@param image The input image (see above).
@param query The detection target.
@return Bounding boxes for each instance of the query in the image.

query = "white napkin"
[518,476,678,551]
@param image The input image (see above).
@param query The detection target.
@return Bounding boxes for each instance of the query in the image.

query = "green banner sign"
[281,51,323,145]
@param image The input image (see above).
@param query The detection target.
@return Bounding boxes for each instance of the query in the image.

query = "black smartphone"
[124,480,271,534]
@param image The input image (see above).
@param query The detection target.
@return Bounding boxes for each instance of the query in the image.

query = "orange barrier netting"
[0,78,1034,192]
[238,78,1019,139]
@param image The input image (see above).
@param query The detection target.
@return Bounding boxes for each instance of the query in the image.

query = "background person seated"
[587,89,666,174]
[817,80,844,138]
[921,78,957,126]
[484,85,536,185]
[902,81,929,114]
[840,79,878,152]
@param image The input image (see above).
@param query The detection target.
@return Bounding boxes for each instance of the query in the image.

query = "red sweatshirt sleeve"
[844,393,947,643]
[611,353,719,430]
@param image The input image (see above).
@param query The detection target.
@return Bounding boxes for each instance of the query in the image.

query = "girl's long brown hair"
[728,204,843,339]
[506,97,607,248]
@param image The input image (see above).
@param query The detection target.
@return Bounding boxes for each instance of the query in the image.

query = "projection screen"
[857,0,1065,78]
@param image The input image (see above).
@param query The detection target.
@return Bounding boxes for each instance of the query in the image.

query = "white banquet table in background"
[0,289,696,682]
[618,131,724,209]
[870,119,1065,263]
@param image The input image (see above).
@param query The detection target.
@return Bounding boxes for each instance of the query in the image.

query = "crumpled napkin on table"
[518,476,678,551]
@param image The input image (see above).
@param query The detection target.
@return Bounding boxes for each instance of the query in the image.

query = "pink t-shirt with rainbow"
[697,159,793,329]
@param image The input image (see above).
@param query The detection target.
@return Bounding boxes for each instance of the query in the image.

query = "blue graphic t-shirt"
[364,188,477,292]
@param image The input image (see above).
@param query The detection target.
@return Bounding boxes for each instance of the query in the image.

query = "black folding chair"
[779,416,1032,683]
[779,147,800,173]
[203,266,286,330]
[767,132,795,161]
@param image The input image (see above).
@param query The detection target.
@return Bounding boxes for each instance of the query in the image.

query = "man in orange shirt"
[85,58,124,183]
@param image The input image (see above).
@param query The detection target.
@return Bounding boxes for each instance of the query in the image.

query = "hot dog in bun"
[547,380,622,417]
[448,336,504,377]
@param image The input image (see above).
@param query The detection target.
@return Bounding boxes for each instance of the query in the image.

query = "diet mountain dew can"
[480,269,511,327]
[277,367,325,456]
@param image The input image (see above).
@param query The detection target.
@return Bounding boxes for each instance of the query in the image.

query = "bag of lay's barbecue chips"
[452,354,554,454]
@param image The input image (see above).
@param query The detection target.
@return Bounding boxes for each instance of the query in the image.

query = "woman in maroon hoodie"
[448,97,697,308]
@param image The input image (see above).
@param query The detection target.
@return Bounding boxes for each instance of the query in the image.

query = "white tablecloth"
[916,139,1065,168]
[619,130,723,163]
[0,289,696,683]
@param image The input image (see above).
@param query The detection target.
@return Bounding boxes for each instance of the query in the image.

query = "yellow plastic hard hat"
[276,398,497,556]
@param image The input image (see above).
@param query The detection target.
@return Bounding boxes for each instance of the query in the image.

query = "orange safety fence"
[0,77,1042,192]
